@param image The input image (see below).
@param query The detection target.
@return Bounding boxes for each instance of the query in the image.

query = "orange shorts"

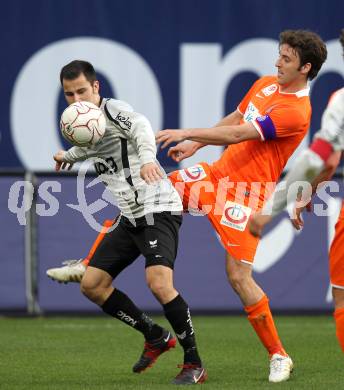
[168,162,260,262]
[329,202,344,288]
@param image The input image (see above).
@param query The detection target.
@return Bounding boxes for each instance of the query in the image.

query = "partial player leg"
[46,219,115,283]
[130,266,178,375]
[81,266,167,342]
[329,203,344,351]
[136,212,206,384]
[82,219,115,267]
[144,264,206,384]
[88,216,176,374]
[333,288,344,351]
[163,294,207,385]
[226,254,293,383]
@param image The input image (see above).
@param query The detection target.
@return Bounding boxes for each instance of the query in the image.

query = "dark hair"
[60,60,97,85]
[279,30,327,80]
[340,29,344,55]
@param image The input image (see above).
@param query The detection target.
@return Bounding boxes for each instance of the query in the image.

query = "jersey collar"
[278,85,310,98]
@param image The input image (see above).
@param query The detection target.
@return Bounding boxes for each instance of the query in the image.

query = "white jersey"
[314,87,344,151]
[63,98,182,219]
[264,87,344,217]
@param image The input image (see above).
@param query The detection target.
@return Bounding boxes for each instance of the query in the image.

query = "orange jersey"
[212,75,311,206]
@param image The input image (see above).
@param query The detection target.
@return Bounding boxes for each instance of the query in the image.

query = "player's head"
[60,60,100,106]
[276,30,327,85]
[339,29,344,57]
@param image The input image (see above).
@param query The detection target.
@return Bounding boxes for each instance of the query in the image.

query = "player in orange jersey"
[249,29,344,355]
[47,30,327,383]
[155,29,327,382]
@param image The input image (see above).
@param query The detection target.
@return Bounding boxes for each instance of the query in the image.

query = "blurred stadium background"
[1,1,344,387]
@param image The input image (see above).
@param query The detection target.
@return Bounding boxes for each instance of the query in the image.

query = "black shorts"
[89,212,183,278]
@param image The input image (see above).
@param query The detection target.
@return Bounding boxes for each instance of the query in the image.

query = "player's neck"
[278,78,308,94]
[95,95,101,107]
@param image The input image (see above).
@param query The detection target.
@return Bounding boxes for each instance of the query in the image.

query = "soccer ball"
[60,101,106,147]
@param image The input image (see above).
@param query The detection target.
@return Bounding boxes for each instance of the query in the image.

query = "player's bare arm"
[156,121,259,149]
[166,142,201,162]
[165,110,243,162]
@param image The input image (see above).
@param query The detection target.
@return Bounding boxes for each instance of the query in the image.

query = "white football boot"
[269,353,293,383]
[46,259,86,283]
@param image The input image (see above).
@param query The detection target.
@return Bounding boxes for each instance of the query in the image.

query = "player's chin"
[276,75,283,85]
[276,72,286,83]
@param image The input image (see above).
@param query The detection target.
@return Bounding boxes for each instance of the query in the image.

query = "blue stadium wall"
[1,0,344,312]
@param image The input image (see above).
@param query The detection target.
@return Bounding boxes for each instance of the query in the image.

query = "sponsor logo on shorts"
[220,201,252,231]
[179,164,207,182]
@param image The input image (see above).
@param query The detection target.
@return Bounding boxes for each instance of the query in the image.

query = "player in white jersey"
[249,29,344,353]
[52,60,207,385]
[62,97,182,219]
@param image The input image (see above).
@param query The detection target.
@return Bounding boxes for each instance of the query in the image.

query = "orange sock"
[82,219,115,267]
[245,295,287,357]
[334,307,344,352]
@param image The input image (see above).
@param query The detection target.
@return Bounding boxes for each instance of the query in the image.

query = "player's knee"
[226,267,248,292]
[148,279,167,294]
[147,278,173,300]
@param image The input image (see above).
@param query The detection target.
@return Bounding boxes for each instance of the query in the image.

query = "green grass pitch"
[0,315,343,389]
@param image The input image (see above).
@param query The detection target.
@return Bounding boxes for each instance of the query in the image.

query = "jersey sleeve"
[104,99,157,165]
[237,77,264,114]
[314,90,344,151]
[64,146,94,163]
[252,105,306,141]
[127,112,157,166]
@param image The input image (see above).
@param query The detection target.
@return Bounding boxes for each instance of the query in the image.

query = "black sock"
[163,294,202,365]
[102,289,163,341]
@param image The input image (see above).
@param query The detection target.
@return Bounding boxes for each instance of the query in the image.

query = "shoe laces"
[62,259,84,267]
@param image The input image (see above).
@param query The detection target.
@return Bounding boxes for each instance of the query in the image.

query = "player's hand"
[156,129,187,149]
[167,142,199,162]
[290,200,312,230]
[53,150,73,171]
[249,211,272,238]
[140,162,164,184]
